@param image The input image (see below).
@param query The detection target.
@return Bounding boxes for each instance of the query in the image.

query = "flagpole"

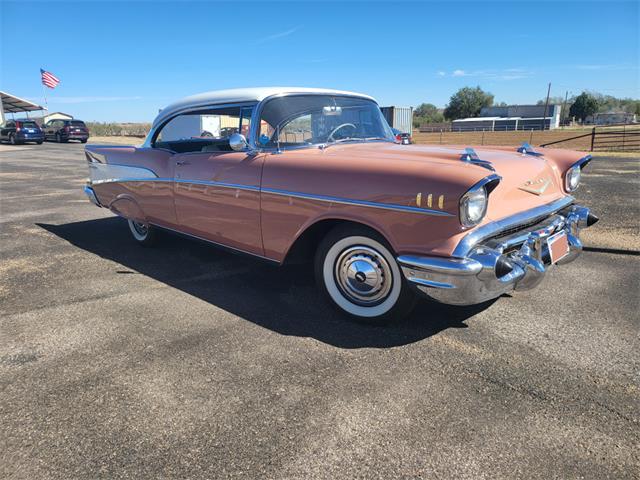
[41,80,49,114]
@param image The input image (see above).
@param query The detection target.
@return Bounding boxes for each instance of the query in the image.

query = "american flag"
[40,68,60,89]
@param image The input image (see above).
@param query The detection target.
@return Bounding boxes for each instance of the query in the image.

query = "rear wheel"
[81,139,87,144]
[314,225,415,324]
[9,134,17,145]
[127,219,157,246]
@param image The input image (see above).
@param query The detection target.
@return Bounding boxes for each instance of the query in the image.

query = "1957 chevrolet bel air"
[84,87,598,323]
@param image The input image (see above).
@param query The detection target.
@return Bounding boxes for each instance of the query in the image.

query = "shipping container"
[380,106,413,134]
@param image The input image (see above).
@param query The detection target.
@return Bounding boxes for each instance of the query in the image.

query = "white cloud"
[438,68,531,81]
[255,26,302,44]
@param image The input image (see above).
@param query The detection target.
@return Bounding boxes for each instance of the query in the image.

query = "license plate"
[547,231,569,263]
[27,129,35,133]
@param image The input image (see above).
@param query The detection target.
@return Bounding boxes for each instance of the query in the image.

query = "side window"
[154,106,253,153]
[6,121,15,129]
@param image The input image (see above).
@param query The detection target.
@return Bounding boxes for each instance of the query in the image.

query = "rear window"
[20,121,39,128]
[70,121,86,127]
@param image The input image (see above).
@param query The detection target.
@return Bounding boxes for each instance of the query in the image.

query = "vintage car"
[83,87,598,323]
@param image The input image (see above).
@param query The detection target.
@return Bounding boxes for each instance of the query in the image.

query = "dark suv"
[0,119,44,145]
[43,119,90,143]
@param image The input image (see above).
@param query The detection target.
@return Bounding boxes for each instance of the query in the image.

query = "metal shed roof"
[0,91,44,113]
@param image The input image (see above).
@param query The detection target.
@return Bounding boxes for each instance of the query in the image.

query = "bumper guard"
[398,204,598,305]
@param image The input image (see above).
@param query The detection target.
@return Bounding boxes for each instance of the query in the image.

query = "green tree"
[413,103,444,126]
[443,86,494,120]
[569,92,599,122]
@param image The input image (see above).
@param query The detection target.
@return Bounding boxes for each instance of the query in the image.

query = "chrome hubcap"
[132,221,148,236]
[335,246,392,306]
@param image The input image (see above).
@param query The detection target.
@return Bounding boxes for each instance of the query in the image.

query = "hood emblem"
[519,177,551,195]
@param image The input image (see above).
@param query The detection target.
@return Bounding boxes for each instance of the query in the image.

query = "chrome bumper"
[83,184,102,207]
[398,204,598,306]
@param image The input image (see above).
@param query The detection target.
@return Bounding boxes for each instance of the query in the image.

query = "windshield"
[257,95,394,148]
[71,120,86,127]
[20,121,39,128]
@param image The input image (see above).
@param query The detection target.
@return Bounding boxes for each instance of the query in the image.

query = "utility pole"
[561,90,569,128]
[541,82,551,131]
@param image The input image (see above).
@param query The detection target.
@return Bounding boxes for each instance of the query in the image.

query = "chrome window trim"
[89,177,453,216]
[452,195,575,258]
[143,101,260,149]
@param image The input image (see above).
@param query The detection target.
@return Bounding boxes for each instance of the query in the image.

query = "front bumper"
[398,204,598,306]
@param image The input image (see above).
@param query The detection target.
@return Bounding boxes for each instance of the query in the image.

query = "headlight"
[565,165,581,192]
[460,187,488,227]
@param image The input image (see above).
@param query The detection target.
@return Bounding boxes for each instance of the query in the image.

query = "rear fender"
[109,194,146,223]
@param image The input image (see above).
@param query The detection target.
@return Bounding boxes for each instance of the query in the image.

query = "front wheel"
[127,219,157,246]
[314,225,415,324]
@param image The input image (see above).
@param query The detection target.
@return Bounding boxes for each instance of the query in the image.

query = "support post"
[590,127,595,151]
[541,82,551,131]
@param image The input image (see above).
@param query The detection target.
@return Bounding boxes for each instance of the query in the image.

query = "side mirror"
[229,133,249,152]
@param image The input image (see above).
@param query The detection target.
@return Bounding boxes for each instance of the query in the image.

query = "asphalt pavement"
[1,142,638,479]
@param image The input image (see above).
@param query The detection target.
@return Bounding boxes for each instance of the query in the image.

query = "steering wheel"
[327,123,356,142]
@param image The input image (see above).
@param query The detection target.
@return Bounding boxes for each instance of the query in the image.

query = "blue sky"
[1,0,638,122]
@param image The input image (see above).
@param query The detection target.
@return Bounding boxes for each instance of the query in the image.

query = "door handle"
[176,160,190,166]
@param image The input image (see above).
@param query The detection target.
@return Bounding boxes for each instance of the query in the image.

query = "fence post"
[622,124,626,151]
[440,129,443,144]
[590,127,595,151]
[481,129,485,145]
[529,129,533,144]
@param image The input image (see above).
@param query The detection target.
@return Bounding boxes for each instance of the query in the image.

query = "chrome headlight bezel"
[564,155,591,193]
[459,174,501,228]
[565,165,581,192]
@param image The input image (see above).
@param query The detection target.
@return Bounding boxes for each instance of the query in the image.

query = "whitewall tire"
[127,219,157,246]
[315,225,415,324]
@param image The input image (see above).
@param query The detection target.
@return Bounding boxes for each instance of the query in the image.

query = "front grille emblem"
[519,177,551,195]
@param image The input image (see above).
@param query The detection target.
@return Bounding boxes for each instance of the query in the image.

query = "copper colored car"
[84,88,598,323]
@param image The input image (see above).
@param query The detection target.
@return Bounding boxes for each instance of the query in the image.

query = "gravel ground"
[1,142,638,479]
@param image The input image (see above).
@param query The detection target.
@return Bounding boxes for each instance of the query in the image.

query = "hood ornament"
[460,148,495,171]
[517,142,544,156]
[519,177,551,195]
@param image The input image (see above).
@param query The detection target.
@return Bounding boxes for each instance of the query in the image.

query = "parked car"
[391,127,412,145]
[43,119,90,143]
[83,87,598,323]
[0,119,44,144]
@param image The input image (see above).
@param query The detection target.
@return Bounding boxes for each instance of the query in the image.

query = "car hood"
[322,142,568,221]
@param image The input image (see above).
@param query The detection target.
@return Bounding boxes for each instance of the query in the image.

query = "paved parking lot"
[1,142,638,479]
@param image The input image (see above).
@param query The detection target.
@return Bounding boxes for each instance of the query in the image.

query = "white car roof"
[153,87,376,126]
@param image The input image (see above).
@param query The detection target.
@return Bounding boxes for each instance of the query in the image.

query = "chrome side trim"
[260,187,455,216]
[91,177,172,186]
[175,179,260,192]
[452,196,575,257]
[90,177,454,217]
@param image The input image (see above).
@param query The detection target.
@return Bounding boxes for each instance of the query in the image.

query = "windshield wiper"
[318,137,361,149]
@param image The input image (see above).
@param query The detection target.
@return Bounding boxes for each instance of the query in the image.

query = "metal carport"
[0,91,46,125]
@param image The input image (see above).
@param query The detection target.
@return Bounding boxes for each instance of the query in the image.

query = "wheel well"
[282,219,390,265]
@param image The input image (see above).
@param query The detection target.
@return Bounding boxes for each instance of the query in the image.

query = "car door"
[174,149,265,256]
[1,121,14,140]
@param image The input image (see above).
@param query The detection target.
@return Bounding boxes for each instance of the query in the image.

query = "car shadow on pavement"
[38,217,494,349]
